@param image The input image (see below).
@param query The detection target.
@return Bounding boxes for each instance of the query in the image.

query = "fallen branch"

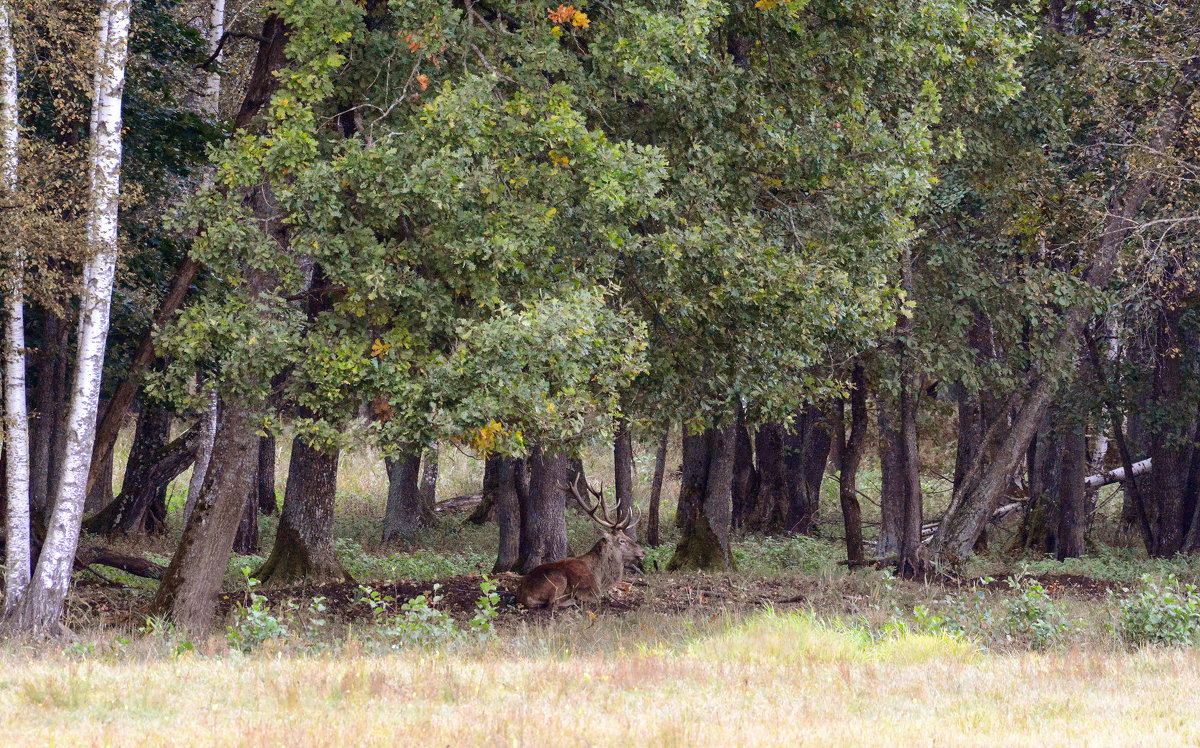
[1083,458,1151,489]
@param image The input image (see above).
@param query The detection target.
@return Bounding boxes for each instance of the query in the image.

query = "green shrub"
[1118,575,1200,646]
[1002,576,1069,649]
[226,568,288,652]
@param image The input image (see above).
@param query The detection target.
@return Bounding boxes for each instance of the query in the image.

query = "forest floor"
[5,440,1200,744]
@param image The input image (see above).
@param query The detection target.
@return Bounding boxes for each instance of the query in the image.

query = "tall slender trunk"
[1,0,29,615]
[646,430,668,546]
[491,457,524,573]
[613,418,636,537]
[898,368,923,577]
[2,0,132,635]
[752,423,787,532]
[668,424,735,571]
[255,439,348,583]
[837,365,867,564]
[930,88,1194,568]
[1056,425,1087,560]
[517,444,569,572]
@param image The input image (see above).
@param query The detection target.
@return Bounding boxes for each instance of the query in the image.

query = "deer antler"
[565,474,638,533]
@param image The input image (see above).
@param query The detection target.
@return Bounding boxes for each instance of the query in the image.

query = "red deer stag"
[517,475,646,610]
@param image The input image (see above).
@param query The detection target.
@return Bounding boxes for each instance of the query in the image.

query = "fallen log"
[1084,458,1151,489]
[75,545,166,580]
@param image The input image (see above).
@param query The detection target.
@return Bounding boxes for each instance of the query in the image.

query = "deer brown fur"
[517,476,646,610]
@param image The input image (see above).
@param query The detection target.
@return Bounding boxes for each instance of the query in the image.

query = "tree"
[2,0,131,635]
[1,0,28,617]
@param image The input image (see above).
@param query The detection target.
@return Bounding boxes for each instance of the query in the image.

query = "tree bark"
[646,430,669,546]
[29,313,65,520]
[613,418,636,538]
[785,407,832,534]
[419,442,439,507]
[929,86,1195,569]
[898,368,923,578]
[83,427,197,536]
[383,449,433,543]
[83,409,114,515]
[254,438,348,584]
[149,399,259,629]
[517,444,570,572]
[730,408,757,531]
[491,457,524,573]
[1,0,28,614]
[752,423,787,532]
[876,393,904,558]
[668,424,735,571]
[184,387,217,525]
[2,0,132,635]
[469,455,500,524]
[256,434,276,514]
[232,456,259,555]
[116,404,171,531]
[1056,425,1087,560]
[836,365,867,564]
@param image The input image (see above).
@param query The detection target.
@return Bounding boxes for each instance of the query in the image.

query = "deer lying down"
[517,476,646,610]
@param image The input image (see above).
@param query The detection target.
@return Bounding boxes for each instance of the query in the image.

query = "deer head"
[566,474,647,570]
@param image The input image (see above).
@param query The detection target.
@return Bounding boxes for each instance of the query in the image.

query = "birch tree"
[2,0,131,635]
[1,0,30,617]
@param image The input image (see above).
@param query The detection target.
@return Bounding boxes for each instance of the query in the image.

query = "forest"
[0,0,1199,743]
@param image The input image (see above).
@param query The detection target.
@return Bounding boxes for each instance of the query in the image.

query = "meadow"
[4,434,1200,745]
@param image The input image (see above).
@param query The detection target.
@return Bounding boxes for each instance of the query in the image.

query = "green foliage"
[1002,576,1070,650]
[1118,575,1200,647]
[226,569,289,653]
[368,578,500,648]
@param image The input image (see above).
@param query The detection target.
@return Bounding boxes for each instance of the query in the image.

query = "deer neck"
[580,538,623,589]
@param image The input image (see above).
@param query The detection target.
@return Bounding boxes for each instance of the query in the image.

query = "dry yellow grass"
[2,611,1199,746]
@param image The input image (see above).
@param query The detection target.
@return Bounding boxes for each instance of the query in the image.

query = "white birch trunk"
[3,0,131,634]
[0,0,30,617]
[203,0,224,116]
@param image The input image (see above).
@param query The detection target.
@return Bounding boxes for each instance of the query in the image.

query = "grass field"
[5,433,1200,745]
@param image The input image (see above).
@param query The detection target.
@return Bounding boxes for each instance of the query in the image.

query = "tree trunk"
[786,407,832,534]
[119,404,171,530]
[256,434,276,514]
[613,419,636,538]
[184,387,217,525]
[469,455,500,524]
[254,439,348,584]
[383,449,433,543]
[517,445,570,572]
[83,427,197,536]
[149,399,259,629]
[668,424,735,571]
[898,364,923,577]
[491,457,524,573]
[232,455,259,555]
[752,423,787,532]
[646,430,669,546]
[1,0,28,614]
[29,313,65,520]
[419,442,439,507]
[675,430,706,530]
[83,411,114,514]
[876,393,904,558]
[730,412,757,532]
[836,365,867,564]
[2,0,132,635]
[1056,426,1087,560]
[930,87,1194,569]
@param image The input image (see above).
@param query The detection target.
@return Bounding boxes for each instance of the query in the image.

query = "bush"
[226,568,288,652]
[1118,575,1200,647]
[1002,576,1070,649]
